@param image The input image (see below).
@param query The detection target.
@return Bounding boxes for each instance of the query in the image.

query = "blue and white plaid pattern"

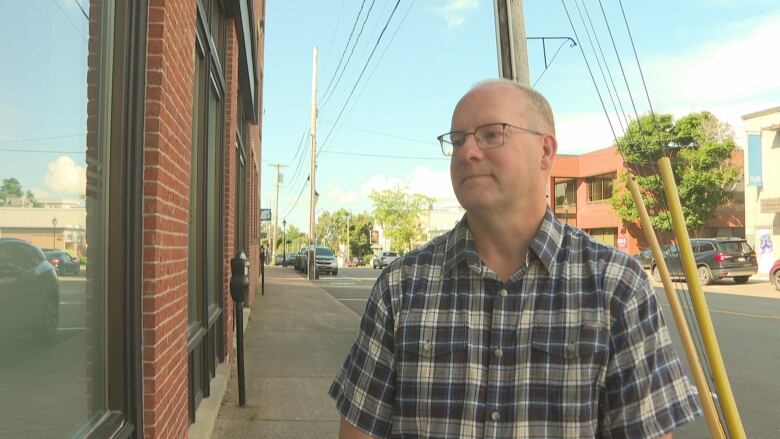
[329,209,701,438]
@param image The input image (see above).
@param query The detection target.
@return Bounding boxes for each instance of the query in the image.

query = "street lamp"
[282,220,287,266]
[51,217,58,249]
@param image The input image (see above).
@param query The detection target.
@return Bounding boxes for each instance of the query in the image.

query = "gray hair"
[469,78,556,136]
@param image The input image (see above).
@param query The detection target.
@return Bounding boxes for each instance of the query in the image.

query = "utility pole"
[346,211,350,266]
[308,47,318,280]
[268,163,287,265]
[494,0,530,86]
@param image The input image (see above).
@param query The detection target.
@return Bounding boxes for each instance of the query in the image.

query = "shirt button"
[491,411,501,422]
[499,288,507,297]
[494,348,503,358]
[566,343,576,355]
[423,340,432,352]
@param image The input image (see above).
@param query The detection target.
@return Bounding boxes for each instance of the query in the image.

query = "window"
[553,177,577,226]
[188,0,227,422]
[587,228,618,247]
[587,173,615,202]
[0,1,144,436]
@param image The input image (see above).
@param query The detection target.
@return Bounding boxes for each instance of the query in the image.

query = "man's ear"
[540,133,558,171]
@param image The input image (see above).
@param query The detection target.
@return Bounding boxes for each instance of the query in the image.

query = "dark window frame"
[587,173,615,203]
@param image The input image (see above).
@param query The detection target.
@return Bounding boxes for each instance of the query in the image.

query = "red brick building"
[549,146,745,256]
[0,1,265,438]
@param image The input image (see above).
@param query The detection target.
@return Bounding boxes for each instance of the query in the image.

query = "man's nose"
[456,135,484,161]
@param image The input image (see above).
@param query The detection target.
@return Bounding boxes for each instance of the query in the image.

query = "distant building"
[0,206,87,257]
[549,145,745,256]
[742,106,780,275]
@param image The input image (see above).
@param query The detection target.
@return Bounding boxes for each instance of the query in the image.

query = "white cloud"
[647,16,780,105]
[435,0,480,29]
[325,184,360,205]
[408,166,456,200]
[43,156,86,196]
[359,167,457,203]
[360,174,404,196]
[30,188,49,199]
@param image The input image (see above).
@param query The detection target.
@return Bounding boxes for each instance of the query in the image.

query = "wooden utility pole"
[308,47,318,279]
[494,0,530,85]
[268,163,287,264]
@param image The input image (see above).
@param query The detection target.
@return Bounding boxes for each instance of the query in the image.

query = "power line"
[50,0,87,43]
[320,0,379,109]
[319,0,368,105]
[318,0,404,157]
[340,0,417,132]
[0,133,85,144]
[321,118,435,145]
[320,150,445,160]
[72,0,88,20]
[283,176,309,220]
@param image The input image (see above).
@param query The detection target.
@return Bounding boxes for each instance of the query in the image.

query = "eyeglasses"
[437,122,544,157]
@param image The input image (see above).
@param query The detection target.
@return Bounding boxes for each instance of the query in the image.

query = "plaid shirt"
[329,209,701,438]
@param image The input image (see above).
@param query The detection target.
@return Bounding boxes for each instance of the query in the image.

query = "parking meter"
[230,252,249,303]
[229,251,248,406]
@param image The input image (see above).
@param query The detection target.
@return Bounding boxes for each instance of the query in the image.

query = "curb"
[189,305,252,439]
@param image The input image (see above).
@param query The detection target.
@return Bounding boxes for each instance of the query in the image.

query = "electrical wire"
[319,0,367,104]
[50,0,87,43]
[320,0,378,109]
[318,0,403,157]
[319,150,445,160]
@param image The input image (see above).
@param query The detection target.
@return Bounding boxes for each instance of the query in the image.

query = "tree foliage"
[0,178,23,205]
[315,209,373,257]
[610,112,741,233]
[369,187,434,254]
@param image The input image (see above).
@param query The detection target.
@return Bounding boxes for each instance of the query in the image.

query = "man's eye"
[450,136,466,148]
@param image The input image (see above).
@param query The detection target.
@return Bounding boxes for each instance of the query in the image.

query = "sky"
[261,0,780,231]
[1,1,779,233]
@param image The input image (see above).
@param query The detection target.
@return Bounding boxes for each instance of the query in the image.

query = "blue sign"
[260,209,271,221]
[747,133,762,187]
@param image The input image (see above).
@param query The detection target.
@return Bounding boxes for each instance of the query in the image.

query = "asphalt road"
[303,265,780,438]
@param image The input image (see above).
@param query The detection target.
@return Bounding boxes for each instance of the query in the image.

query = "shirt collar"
[442,207,563,276]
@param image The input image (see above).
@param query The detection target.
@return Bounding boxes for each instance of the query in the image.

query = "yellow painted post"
[658,157,746,438]
[628,177,725,439]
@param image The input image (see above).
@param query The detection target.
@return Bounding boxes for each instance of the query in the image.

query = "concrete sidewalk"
[211,266,360,438]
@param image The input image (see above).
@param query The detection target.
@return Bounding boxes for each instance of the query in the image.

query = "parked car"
[300,246,338,276]
[372,251,398,269]
[275,254,284,265]
[284,253,297,266]
[650,238,757,285]
[43,249,80,276]
[0,238,60,340]
[294,246,307,272]
[633,248,654,270]
[770,259,780,291]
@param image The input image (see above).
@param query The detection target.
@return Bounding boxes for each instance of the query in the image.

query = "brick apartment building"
[0,1,265,438]
[549,146,745,256]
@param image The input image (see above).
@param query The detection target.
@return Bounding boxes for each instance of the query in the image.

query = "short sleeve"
[328,274,396,437]
[600,277,702,438]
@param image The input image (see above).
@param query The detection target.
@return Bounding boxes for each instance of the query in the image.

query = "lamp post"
[282,220,287,266]
[51,217,58,249]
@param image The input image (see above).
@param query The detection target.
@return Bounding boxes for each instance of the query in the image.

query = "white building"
[742,106,780,276]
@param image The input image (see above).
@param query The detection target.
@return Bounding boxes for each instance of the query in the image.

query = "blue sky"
[261,0,780,231]
[1,1,779,233]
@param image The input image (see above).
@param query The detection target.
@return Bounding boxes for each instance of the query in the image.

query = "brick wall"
[142,1,197,437]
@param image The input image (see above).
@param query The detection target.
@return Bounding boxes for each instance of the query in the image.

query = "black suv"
[651,238,757,285]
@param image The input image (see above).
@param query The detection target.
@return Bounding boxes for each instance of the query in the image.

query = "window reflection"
[0,1,110,436]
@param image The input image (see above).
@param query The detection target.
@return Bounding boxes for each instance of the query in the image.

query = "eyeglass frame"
[437,122,545,157]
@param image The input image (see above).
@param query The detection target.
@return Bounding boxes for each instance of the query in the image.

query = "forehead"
[451,84,530,129]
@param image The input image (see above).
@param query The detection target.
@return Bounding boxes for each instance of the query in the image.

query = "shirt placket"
[483,270,525,439]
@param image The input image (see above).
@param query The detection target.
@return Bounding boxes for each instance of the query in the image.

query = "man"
[329,79,701,438]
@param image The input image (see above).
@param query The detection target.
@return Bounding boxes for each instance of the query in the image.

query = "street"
[0,275,89,439]
[296,266,780,438]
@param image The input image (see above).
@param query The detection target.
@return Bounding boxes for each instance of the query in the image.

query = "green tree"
[0,178,23,205]
[369,187,434,254]
[610,112,740,234]
[25,190,40,207]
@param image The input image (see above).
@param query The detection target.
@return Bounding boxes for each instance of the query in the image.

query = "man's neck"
[466,204,547,283]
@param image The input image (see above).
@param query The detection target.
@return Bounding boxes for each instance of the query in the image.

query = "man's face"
[449,84,555,215]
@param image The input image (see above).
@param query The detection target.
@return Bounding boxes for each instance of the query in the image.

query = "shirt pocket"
[527,322,609,426]
[394,323,469,429]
